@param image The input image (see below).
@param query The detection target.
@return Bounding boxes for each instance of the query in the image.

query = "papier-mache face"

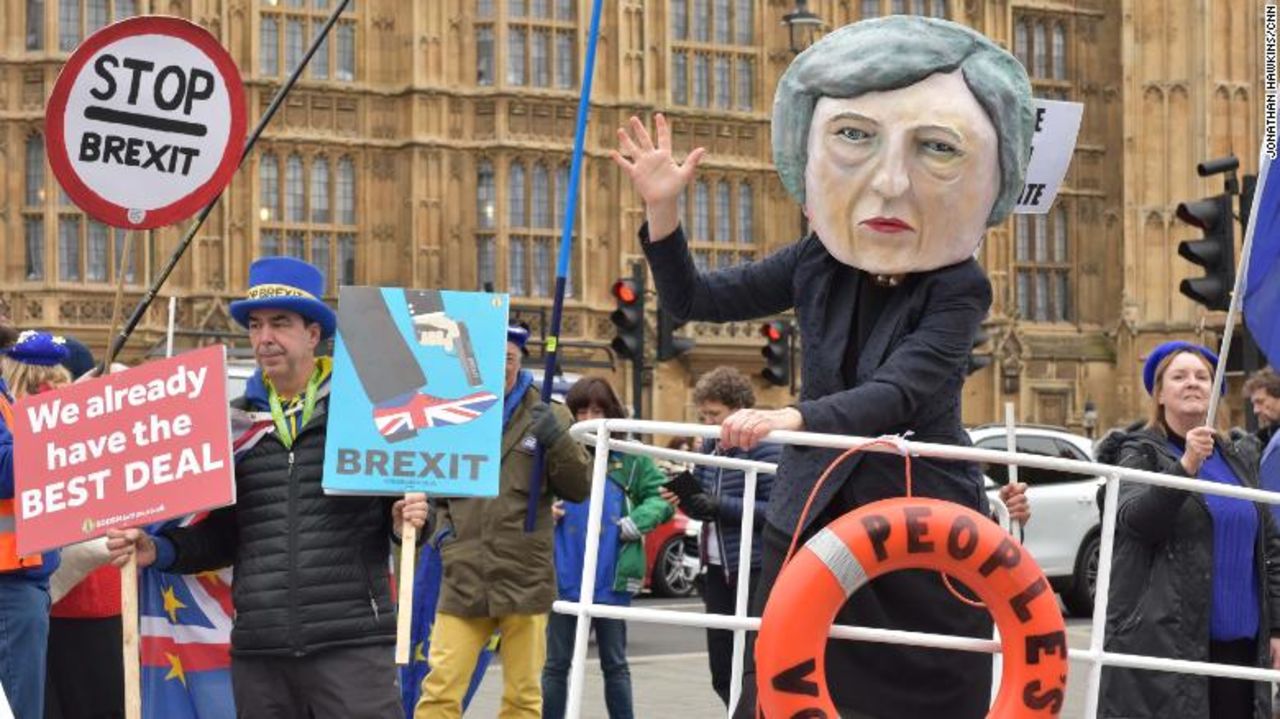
[773,16,1034,275]
[804,71,1000,274]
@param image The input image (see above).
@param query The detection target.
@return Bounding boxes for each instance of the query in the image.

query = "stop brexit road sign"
[44,16,246,229]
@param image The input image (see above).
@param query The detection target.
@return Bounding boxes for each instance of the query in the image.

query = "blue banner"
[399,538,494,716]
[1246,155,1280,367]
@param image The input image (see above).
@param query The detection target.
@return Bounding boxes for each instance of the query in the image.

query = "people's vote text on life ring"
[755,497,1069,718]
[44,16,246,229]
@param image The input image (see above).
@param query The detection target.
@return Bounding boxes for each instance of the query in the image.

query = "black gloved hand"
[529,402,566,447]
[682,492,720,521]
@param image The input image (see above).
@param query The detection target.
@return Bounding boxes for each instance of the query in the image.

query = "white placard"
[45,17,245,229]
[1013,99,1084,214]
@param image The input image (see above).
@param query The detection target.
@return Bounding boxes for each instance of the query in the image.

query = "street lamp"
[781,0,823,238]
[782,0,823,55]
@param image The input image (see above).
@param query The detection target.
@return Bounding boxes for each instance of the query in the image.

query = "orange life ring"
[755,497,1068,718]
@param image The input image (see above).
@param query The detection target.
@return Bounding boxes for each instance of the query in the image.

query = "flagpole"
[1207,151,1272,426]
[395,521,416,665]
[121,554,140,719]
[524,0,606,532]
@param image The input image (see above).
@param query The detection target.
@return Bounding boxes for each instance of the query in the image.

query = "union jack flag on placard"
[373,391,499,440]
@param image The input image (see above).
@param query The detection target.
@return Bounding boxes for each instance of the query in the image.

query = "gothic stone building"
[0,0,1266,436]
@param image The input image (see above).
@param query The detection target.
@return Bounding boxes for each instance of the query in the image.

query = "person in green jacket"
[542,377,674,719]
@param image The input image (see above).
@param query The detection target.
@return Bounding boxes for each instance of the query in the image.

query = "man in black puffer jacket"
[108,257,427,718]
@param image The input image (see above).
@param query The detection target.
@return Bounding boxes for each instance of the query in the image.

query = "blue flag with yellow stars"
[140,515,235,719]
[400,533,495,716]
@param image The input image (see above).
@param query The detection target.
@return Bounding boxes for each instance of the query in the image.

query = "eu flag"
[140,515,235,719]
[1245,153,1280,366]
[399,535,494,717]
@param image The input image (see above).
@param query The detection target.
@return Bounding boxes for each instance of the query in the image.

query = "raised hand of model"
[610,113,706,241]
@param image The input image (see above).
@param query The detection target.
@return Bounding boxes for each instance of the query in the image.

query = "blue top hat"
[229,256,337,339]
[1143,340,1222,395]
[5,330,70,367]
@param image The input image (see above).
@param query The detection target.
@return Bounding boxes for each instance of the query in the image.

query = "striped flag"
[140,514,234,719]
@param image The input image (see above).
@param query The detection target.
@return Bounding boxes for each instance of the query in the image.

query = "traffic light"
[657,308,695,361]
[760,320,791,387]
[1175,193,1235,311]
[966,327,993,376]
[1241,173,1257,234]
[609,275,644,361]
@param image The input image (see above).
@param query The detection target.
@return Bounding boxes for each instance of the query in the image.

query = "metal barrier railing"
[558,419,1280,718]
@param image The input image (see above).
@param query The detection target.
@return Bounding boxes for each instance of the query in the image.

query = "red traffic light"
[612,280,639,305]
[760,321,784,342]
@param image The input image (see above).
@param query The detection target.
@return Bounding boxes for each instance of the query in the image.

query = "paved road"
[457,596,1102,717]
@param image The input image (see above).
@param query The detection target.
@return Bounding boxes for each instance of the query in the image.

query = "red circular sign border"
[44,16,247,230]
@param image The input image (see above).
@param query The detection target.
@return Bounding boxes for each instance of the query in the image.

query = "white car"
[226,359,256,401]
[968,424,1103,617]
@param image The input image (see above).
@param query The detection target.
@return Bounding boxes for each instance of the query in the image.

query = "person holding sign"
[0,328,68,719]
[611,16,1034,718]
[41,340,127,719]
[1097,343,1280,719]
[415,326,591,719]
[107,257,427,719]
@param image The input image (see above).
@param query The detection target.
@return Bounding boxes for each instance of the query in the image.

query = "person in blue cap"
[0,331,72,397]
[416,324,592,719]
[1096,340,1280,719]
[108,256,428,718]
[0,328,68,719]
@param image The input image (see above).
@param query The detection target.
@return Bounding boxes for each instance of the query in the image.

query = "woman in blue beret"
[0,330,69,719]
[1098,341,1280,718]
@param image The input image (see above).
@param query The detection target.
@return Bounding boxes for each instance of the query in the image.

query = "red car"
[643,511,701,597]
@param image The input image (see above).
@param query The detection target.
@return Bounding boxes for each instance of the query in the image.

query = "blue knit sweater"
[1170,437,1260,641]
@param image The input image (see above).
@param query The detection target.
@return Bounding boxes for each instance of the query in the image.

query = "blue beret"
[507,325,530,351]
[1143,341,1221,395]
[5,331,70,367]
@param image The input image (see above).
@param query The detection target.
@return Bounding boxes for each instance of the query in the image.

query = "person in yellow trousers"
[415,326,592,718]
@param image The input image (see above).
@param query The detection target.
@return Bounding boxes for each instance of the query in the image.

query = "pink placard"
[13,345,234,555]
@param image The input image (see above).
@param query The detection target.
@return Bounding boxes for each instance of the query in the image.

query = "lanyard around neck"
[268,370,321,449]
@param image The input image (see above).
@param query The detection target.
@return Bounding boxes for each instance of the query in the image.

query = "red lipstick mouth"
[859,217,915,233]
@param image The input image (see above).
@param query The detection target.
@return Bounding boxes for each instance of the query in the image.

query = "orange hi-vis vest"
[0,391,41,571]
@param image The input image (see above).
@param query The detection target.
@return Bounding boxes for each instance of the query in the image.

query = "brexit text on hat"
[245,283,316,301]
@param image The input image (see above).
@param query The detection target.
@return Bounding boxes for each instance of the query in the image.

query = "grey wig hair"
[772,16,1034,226]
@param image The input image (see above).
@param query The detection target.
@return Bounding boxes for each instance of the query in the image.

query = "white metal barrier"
[558,419,1280,718]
